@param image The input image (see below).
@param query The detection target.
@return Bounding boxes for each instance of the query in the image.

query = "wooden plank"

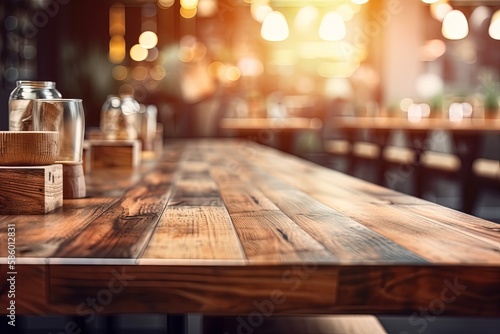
[0,165,63,214]
[45,264,500,316]
[395,204,500,245]
[222,157,425,264]
[168,179,221,206]
[53,164,176,258]
[0,197,115,258]
[336,265,500,316]
[142,207,245,260]
[48,265,338,315]
[231,210,333,263]
[204,152,336,264]
[317,199,500,264]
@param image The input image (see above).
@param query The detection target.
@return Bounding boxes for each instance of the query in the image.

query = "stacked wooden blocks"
[0,131,63,214]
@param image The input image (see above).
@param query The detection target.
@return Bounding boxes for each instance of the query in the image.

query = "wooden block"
[0,164,63,214]
[62,163,86,199]
[88,140,141,170]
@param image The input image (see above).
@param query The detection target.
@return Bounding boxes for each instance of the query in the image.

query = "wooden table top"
[0,139,499,316]
[331,116,500,132]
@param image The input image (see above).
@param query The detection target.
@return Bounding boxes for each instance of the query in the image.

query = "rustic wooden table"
[0,139,499,332]
[330,117,500,213]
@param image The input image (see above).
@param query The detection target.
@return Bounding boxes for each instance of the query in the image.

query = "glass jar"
[9,80,62,131]
[100,95,138,140]
[34,98,85,164]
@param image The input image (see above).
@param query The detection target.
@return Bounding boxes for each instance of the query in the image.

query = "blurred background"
[1,0,500,220]
[1,0,499,131]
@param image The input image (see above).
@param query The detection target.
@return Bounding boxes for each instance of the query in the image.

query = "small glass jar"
[100,95,138,140]
[9,80,62,131]
[33,98,85,164]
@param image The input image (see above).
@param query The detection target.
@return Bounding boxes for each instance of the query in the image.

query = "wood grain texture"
[89,139,141,169]
[0,164,63,214]
[0,139,499,317]
[0,131,59,165]
[142,207,245,260]
[53,164,176,258]
[62,163,86,199]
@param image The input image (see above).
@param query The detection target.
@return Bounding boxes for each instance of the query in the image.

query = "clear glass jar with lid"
[9,80,62,131]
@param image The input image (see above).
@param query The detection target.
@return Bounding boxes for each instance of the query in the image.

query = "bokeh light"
[112,66,128,81]
[150,65,167,80]
[130,44,148,61]
[157,0,175,9]
[139,31,158,49]
[109,35,126,63]
[131,66,149,81]
[261,11,289,41]
[180,6,197,19]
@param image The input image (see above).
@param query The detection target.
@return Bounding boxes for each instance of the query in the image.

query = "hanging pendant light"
[319,12,346,41]
[442,9,469,40]
[489,10,500,40]
[261,11,289,41]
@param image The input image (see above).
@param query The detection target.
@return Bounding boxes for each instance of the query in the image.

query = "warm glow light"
[261,11,289,41]
[132,66,149,81]
[192,42,207,61]
[420,39,446,61]
[109,35,126,63]
[112,66,128,81]
[150,65,167,80]
[208,61,224,78]
[442,10,468,40]
[178,47,194,62]
[431,2,452,22]
[158,0,175,9]
[317,62,359,78]
[351,0,368,4]
[109,3,125,36]
[130,44,148,61]
[489,10,500,40]
[251,2,273,23]
[180,0,198,10]
[198,0,218,17]
[180,6,197,18]
[139,31,158,49]
[319,12,346,41]
[225,66,241,81]
[294,6,318,31]
[237,57,264,77]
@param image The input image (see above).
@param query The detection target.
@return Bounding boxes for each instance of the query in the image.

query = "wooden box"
[87,140,141,170]
[0,164,63,214]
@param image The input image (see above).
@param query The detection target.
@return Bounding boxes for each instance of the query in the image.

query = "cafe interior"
[1,0,500,333]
